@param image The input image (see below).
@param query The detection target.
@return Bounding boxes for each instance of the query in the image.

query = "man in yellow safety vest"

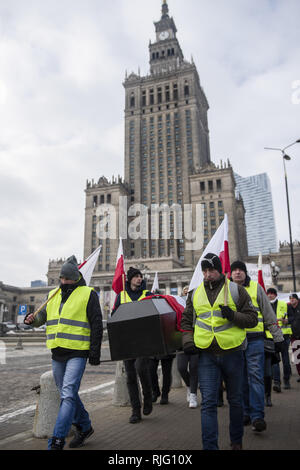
[111,267,153,424]
[25,255,103,450]
[181,253,258,450]
[267,287,292,391]
[230,261,284,431]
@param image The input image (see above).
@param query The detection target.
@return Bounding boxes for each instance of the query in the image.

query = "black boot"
[129,409,142,424]
[160,394,169,405]
[265,394,272,407]
[69,426,94,448]
[50,437,65,450]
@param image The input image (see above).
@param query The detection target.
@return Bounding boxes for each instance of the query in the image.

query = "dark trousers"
[177,352,199,394]
[124,358,152,411]
[149,356,174,397]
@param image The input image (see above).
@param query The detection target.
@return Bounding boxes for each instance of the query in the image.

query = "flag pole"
[122,273,126,303]
[224,271,229,307]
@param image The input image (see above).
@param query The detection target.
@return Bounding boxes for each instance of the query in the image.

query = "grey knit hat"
[60,255,81,281]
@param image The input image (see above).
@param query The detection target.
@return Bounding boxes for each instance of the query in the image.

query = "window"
[107,194,111,204]
[200,182,205,194]
[208,180,213,192]
[93,196,97,207]
[157,87,162,104]
[173,83,178,100]
[142,91,146,107]
[216,179,222,190]
[100,194,105,204]
[130,93,135,108]
[150,89,154,105]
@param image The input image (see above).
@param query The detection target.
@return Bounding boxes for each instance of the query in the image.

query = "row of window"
[129,82,189,108]
[200,179,222,193]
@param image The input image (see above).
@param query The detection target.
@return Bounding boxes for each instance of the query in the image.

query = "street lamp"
[264,139,300,292]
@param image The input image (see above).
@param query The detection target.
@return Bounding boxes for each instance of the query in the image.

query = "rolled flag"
[151,272,159,293]
[257,253,266,292]
[79,245,102,286]
[112,238,125,294]
[189,214,230,292]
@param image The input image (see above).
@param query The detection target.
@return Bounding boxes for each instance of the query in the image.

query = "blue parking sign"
[18,305,28,316]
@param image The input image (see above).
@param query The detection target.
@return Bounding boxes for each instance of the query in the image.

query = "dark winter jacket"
[288,301,300,339]
[181,274,258,355]
[27,276,103,364]
[111,280,152,315]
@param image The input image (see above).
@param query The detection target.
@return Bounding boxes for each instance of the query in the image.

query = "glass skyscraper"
[234,173,277,256]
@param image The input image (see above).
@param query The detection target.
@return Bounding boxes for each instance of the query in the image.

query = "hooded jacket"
[26,276,103,363]
[111,279,152,315]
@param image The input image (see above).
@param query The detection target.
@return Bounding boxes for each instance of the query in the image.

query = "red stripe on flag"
[112,255,125,294]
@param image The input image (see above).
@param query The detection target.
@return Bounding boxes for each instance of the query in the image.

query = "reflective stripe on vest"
[120,290,149,304]
[245,281,264,333]
[277,300,292,335]
[265,299,290,338]
[193,281,246,351]
[46,286,93,350]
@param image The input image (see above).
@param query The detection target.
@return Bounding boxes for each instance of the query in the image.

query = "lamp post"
[264,139,300,292]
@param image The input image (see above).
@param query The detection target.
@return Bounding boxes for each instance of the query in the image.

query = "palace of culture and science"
[55,0,248,311]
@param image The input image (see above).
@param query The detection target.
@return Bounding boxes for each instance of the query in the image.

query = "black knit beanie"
[230,260,247,274]
[127,267,143,283]
[201,253,222,274]
[60,255,81,281]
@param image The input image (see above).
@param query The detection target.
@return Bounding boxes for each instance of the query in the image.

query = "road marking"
[0,380,115,423]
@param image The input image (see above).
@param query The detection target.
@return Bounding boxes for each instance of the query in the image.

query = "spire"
[162,0,169,18]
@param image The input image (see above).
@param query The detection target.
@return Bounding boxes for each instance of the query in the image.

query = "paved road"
[0,341,116,440]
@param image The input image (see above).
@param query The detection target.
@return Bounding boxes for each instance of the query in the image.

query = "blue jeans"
[198,350,244,450]
[47,358,91,449]
[243,337,265,421]
[272,336,292,384]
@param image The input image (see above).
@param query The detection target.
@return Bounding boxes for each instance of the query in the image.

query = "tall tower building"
[234,172,277,256]
[123,0,211,262]
[77,0,249,310]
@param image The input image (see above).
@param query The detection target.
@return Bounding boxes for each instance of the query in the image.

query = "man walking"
[287,294,300,382]
[181,253,258,450]
[230,261,284,432]
[266,288,292,391]
[111,267,153,424]
[25,256,103,450]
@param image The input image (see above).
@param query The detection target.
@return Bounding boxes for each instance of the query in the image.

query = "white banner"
[246,263,272,286]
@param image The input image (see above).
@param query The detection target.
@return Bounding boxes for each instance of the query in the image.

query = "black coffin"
[107,298,182,361]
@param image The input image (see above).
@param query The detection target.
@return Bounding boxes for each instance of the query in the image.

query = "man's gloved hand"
[275,341,285,353]
[219,305,235,322]
[89,357,100,366]
[183,344,199,355]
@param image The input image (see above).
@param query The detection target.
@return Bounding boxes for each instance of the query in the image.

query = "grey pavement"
[0,363,300,452]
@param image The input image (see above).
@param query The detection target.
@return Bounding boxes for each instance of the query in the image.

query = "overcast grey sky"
[0,0,299,287]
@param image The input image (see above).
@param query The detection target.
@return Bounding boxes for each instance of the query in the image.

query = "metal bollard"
[171,353,183,388]
[112,361,130,407]
[33,370,60,438]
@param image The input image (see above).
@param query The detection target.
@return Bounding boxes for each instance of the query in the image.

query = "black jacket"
[111,280,152,315]
[288,301,300,339]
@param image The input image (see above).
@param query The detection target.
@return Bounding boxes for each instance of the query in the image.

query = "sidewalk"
[1,364,300,452]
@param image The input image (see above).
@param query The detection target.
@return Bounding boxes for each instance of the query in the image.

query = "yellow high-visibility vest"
[265,299,291,338]
[120,290,149,304]
[192,281,246,351]
[46,286,93,350]
[245,281,264,333]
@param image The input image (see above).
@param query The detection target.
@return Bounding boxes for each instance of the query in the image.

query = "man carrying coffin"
[181,253,258,450]
[111,267,153,424]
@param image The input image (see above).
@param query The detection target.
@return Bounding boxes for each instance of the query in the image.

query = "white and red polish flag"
[257,253,266,292]
[112,238,125,294]
[188,214,230,292]
[79,245,102,286]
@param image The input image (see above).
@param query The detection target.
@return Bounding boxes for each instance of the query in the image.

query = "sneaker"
[69,427,94,448]
[189,393,198,408]
[186,386,191,402]
[273,383,281,393]
[129,410,142,424]
[252,418,266,432]
[50,437,65,450]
